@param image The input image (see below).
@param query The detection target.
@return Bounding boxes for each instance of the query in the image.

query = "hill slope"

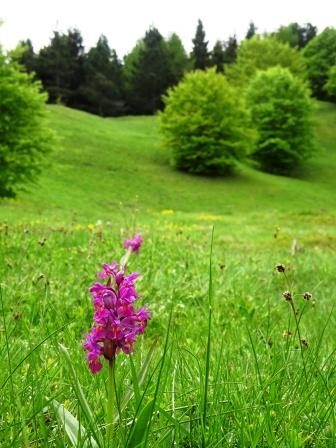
[1,102,336,223]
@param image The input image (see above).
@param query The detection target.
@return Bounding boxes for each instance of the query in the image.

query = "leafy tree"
[227,36,307,87]
[78,35,124,116]
[325,65,336,98]
[211,40,225,72]
[191,19,210,70]
[160,69,255,175]
[246,66,314,175]
[223,35,238,66]
[246,22,257,40]
[16,39,36,73]
[303,27,336,99]
[166,33,189,84]
[124,27,171,114]
[275,23,300,48]
[275,23,317,49]
[0,48,54,197]
[35,29,84,105]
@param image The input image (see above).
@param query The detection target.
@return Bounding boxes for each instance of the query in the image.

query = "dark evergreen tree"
[191,19,210,70]
[246,22,257,40]
[124,27,171,114]
[35,29,84,105]
[223,35,238,66]
[298,23,317,48]
[78,35,125,116]
[166,33,188,84]
[211,40,225,72]
[16,39,36,73]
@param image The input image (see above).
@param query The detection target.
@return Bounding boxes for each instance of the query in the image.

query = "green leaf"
[126,399,154,448]
[53,400,99,448]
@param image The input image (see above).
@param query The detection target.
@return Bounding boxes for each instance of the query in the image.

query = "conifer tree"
[79,35,124,116]
[191,19,210,70]
[35,29,84,105]
[124,27,171,114]
[211,40,225,72]
[223,35,238,65]
[246,22,257,40]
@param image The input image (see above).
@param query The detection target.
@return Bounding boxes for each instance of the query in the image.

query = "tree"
[166,33,189,84]
[246,22,257,40]
[35,29,84,105]
[246,67,314,175]
[223,35,238,66]
[211,40,225,72]
[191,19,210,70]
[124,27,171,114]
[16,39,36,73]
[227,36,307,87]
[325,65,336,98]
[0,49,54,197]
[78,35,125,116]
[275,22,317,49]
[303,27,336,99]
[160,69,255,175]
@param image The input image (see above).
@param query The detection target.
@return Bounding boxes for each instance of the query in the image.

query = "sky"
[0,0,335,57]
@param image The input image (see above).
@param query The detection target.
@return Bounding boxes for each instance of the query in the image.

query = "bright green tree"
[325,65,336,97]
[160,69,255,175]
[227,36,307,87]
[303,27,336,99]
[0,49,54,197]
[246,66,314,175]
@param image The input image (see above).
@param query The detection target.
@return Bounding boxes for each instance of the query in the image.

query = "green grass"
[1,101,336,222]
[0,102,335,447]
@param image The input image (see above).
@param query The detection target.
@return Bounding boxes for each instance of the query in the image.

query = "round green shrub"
[0,49,54,197]
[246,66,314,175]
[159,68,254,175]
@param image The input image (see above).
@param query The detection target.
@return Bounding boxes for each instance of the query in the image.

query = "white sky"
[0,0,335,57]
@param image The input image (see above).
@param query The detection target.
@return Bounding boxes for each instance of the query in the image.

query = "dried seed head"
[283,329,292,337]
[301,338,308,349]
[283,291,292,301]
[303,291,312,301]
[276,264,286,273]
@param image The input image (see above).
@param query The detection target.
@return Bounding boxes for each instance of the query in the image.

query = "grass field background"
[0,102,335,446]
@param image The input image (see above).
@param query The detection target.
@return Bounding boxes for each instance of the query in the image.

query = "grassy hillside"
[1,101,335,225]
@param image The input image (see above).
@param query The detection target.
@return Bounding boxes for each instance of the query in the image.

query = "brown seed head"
[301,338,308,348]
[303,292,312,301]
[276,264,286,273]
[283,291,292,301]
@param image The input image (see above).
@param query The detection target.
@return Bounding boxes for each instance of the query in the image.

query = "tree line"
[14,20,336,117]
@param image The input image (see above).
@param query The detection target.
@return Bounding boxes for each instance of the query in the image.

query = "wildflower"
[123,234,143,253]
[83,262,150,374]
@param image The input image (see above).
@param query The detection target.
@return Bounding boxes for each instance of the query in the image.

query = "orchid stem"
[107,357,116,445]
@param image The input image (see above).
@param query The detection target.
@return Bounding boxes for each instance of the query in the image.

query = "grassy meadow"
[0,102,336,447]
